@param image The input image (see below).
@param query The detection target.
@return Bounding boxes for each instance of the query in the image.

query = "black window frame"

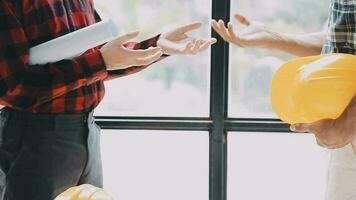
[95,0,291,199]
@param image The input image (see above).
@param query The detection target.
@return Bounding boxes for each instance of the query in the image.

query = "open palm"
[212,13,279,48]
[158,22,217,55]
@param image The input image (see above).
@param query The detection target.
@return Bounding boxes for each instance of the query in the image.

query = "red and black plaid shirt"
[0,0,164,113]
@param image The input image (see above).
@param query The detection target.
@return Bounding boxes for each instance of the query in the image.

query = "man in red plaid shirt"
[0,0,216,199]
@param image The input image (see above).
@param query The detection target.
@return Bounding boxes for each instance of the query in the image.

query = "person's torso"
[19,0,105,113]
[322,0,356,54]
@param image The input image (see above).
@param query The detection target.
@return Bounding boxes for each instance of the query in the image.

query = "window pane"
[94,0,211,117]
[229,0,329,118]
[101,130,209,200]
[228,132,329,200]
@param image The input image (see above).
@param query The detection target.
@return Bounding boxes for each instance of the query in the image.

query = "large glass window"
[94,0,212,117]
[228,133,329,200]
[228,0,329,118]
[101,130,209,200]
[93,0,333,200]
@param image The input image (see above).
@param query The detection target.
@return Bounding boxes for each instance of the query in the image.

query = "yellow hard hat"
[54,184,114,200]
[270,53,356,124]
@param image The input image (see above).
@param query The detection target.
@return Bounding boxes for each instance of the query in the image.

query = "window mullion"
[210,0,230,200]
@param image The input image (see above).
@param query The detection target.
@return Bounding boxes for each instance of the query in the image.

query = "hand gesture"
[157,22,217,55]
[212,13,279,48]
[100,32,163,70]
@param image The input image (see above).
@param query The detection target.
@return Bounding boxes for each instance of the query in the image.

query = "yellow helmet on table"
[54,184,114,200]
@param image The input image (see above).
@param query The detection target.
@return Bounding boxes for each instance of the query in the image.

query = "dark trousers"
[0,108,103,200]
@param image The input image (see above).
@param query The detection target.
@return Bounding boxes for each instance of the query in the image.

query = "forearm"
[271,32,325,57]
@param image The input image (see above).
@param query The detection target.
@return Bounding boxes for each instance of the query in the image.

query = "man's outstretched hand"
[157,22,217,56]
[290,96,356,150]
[211,13,279,48]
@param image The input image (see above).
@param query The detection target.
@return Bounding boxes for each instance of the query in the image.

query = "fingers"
[126,46,162,57]
[123,46,163,66]
[214,19,230,41]
[290,123,328,149]
[234,13,251,26]
[211,14,252,42]
[291,120,352,149]
[176,22,203,34]
[227,22,244,46]
[182,38,217,55]
[315,138,328,148]
[290,123,311,133]
[218,20,232,40]
[227,22,237,38]
[183,41,195,54]
[211,14,251,31]
[191,40,203,54]
[211,20,223,36]
[326,143,349,149]
[198,38,217,52]
[317,136,349,149]
[135,50,163,66]
[315,136,349,149]
[116,31,140,43]
[290,121,328,134]
[212,20,226,39]
[212,19,238,43]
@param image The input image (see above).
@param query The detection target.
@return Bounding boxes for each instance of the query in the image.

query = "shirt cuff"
[80,49,108,82]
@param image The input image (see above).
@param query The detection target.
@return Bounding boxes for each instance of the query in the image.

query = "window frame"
[95,0,291,200]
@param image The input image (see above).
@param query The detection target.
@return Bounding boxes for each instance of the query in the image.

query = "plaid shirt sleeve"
[0,2,108,110]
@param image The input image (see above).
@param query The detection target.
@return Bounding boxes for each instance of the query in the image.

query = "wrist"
[151,34,171,56]
[156,38,173,56]
[99,48,110,68]
[266,31,287,49]
[82,49,108,81]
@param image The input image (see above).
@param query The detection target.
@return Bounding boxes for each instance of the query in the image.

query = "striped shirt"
[323,0,356,54]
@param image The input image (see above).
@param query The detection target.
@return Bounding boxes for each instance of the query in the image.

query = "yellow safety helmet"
[270,53,356,124]
[54,184,114,200]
